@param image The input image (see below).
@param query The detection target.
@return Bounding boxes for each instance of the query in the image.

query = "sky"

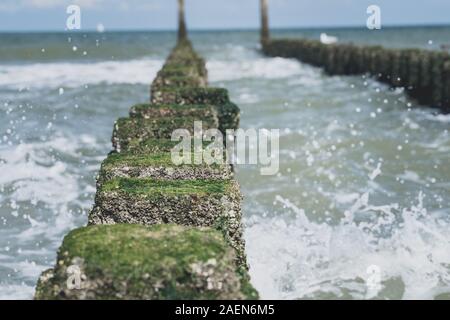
[0,0,449,32]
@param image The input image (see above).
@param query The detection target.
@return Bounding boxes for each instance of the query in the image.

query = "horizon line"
[1,23,450,34]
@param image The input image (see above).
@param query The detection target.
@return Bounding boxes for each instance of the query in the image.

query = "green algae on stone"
[167,39,205,64]
[96,151,232,185]
[152,76,203,91]
[407,49,421,89]
[89,178,247,269]
[164,39,208,81]
[158,64,202,78]
[148,88,239,132]
[112,115,219,152]
[216,101,240,132]
[34,268,55,299]
[151,74,206,94]
[34,35,260,301]
[154,60,207,88]
[442,61,450,112]
[151,87,229,105]
[34,224,258,300]
[262,38,450,112]
[130,102,240,133]
[429,51,447,107]
[129,103,217,120]
[121,138,214,155]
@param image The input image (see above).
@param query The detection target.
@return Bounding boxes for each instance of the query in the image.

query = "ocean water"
[0,27,449,300]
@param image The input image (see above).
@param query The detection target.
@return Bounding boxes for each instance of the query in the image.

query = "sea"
[0,26,449,299]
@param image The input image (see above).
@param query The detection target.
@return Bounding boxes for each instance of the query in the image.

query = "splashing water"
[1,30,450,299]
[245,191,450,300]
[202,36,450,300]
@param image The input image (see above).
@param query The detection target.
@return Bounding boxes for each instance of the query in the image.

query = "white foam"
[0,132,99,298]
[398,170,424,184]
[0,284,35,300]
[207,57,305,82]
[425,113,450,123]
[245,192,450,300]
[0,136,81,206]
[0,58,163,89]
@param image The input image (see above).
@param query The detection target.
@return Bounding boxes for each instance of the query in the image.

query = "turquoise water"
[0,27,449,299]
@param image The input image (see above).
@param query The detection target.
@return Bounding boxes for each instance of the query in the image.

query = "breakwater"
[33,38,258,300]
[263,38,450,113]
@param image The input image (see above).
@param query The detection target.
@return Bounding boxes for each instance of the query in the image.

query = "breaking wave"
[0,59,163,89]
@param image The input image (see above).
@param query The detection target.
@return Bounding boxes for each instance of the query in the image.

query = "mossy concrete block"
[442,61,450,112]
[262,38,450,112]
[164,58,207,78]
[89,178,247,269]
[151,57,208,92]
[264,39,295,58]
[151,87,229,105]
[168,41,204,64]
[429,52,448,106]
[372,47,390,81]
[118,138,216,156]
[148,88,239,132]
[97,151,233,185]
[216,101,240,132]
[407,50,421,89]
[380,49,394,82]
[419,51,432,87]
[34,268,55,299]
[158,61,206,83]
[151,75,206,93]
[34,224,258,300]
[165,40,208,80]
[129,103,217,120]
[112,116,219,152]
[366,49,377,76]
[323,45,337,74]
[389,50,402,87]
[360,46,374,74]
[399,50,414,87]
[334,44,353,75]
[348,47,364,74]
[159,63,201,77]
[317,45,329,68]
[119,138,185,154]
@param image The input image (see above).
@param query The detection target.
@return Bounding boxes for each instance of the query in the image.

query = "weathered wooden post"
[260,0,270,45]
[178,0,187,42]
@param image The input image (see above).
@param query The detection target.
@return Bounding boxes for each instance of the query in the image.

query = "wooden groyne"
[262,38,450,113]
[34,37,258,300]
[258,0,450,113]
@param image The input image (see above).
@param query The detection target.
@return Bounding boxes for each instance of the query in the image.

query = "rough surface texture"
[216,101,240,132]
[118,138,213,155]
[263,38,450,113]
[150,39,208,96]
[97,151,233,185]
[151,87,229,105]
[129,103,217,120]
[89,178,247,269]
[112,116,219,153]
[34,224,258,300]
[149,87,239,132]
[129,102,239,136]
[34,33,259,300]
